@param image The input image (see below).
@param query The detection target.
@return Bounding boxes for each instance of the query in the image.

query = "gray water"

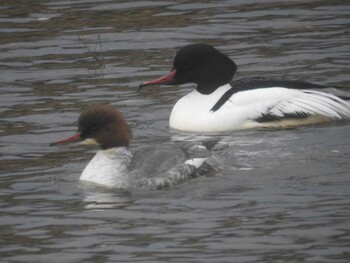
[1,1,350,262]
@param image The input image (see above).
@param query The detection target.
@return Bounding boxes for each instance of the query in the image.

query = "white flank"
[185,157,207,168]
[169,85,350,132]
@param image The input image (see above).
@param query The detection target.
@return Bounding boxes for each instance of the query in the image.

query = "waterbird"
[139,44,350,132]
[50,104,219,189]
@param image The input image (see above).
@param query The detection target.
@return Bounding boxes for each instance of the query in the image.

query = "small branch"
[78,35,106,75]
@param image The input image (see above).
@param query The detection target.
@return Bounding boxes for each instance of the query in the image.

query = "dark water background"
[1,1,350,262]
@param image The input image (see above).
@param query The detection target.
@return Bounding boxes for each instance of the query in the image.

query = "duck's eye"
[182,63,190,71]
[84,125,98,136]
[90,125,98,132]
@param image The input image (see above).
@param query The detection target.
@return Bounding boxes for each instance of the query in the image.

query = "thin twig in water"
[78,35,106,75]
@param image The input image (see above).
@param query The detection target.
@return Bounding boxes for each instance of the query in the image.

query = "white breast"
[169,84,235,132]
[80,147,132,188]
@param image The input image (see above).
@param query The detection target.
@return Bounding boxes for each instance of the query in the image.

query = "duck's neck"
[79,147,132,188]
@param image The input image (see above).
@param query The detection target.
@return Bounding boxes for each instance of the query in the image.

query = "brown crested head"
[78,104,132,149]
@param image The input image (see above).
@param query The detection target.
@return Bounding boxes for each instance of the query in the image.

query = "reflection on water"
[1,0,350,262]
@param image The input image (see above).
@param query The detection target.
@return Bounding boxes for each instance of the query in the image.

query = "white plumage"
[169,85,350,132]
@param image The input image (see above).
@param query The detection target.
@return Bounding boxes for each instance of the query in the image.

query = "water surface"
[1,1,350,262]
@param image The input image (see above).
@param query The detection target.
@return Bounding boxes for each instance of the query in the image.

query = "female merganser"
[139,44,350,132]
[50,105,218,190]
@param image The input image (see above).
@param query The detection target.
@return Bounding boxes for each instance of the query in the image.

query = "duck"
[139,43,350,132]
[50,104,219,190]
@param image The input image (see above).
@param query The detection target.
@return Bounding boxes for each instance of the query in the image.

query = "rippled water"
[1,1,350,262]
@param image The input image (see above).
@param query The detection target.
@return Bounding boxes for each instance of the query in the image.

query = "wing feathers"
[260,89,350,121]
[303,90,350,116]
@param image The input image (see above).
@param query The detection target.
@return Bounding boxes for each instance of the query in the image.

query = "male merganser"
[139,44,350,132]
[50,105,219,190]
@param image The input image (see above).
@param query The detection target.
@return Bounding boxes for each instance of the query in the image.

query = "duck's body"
[51,105,217,190]
[140,44,350,132]
[80,144,210,190]
[170,81,349,132]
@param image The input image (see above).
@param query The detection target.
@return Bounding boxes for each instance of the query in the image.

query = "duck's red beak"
[50,133,81,146]
[139,69,176,90]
